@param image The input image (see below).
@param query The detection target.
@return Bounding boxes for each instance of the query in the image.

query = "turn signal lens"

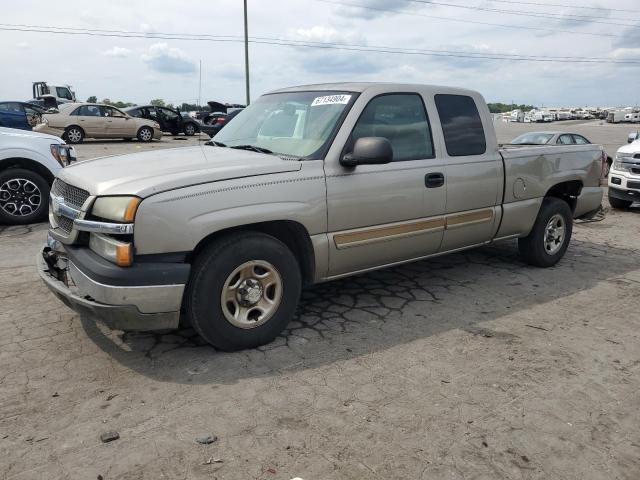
[89,233,133,267]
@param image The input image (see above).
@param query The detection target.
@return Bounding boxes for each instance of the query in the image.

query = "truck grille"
[51,179,90,209]
[50,179,90,236]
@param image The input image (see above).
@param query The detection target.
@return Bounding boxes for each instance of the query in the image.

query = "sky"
[1,0,639,108]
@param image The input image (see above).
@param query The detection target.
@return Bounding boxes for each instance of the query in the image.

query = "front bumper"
[608,171,640,202]
[153,128,163,140]
[37,245,187,331]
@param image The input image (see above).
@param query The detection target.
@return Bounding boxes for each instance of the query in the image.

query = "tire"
[64,126,84,144]
[185,232,302,351]
[0,168,50,225]
[137,126,154,142]
[518,197,573,268]
[183,123,196,136]
[608,194,632,210]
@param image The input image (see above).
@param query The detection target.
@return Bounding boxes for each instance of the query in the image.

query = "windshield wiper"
[205,140,227,147]
[229,144,273,154]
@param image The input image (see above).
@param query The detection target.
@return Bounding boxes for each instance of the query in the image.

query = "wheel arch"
[544,180,583,212]
[187,220,316,285]
[0,157,55,185]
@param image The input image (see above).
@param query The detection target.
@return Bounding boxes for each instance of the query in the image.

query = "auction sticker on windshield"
[311,95,352,106]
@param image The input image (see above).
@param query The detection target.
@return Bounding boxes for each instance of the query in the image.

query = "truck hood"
[0,126,63,143]
[57,145,301,197]
[617,140,640,156]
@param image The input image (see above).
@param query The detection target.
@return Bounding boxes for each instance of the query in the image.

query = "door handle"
[425,172,445,188]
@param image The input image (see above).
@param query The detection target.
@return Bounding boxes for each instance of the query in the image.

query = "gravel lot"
[1,123,639,479]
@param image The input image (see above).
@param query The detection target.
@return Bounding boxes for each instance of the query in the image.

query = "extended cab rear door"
[324,89,447,277]
[433,93,502,251]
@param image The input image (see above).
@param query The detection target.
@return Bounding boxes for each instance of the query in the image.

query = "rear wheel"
[0,169,50,224]
[185,232,301,351]
[137,126,154,142]
[608,194,632,209]
[518,197,573,267]
[64,126,84,144]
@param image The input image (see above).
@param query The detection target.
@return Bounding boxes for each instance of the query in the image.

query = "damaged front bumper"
[37,241,188,331]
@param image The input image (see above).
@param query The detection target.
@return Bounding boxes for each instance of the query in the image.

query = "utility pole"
[243,0,250,105]
[198,59,202,108]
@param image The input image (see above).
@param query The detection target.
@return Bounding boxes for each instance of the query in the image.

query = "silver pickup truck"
[38,83,604,350]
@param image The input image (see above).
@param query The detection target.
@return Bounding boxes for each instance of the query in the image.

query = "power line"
[1,22,632,61]
[1,24,639,64]
[442,0,638,14]
[315,0,626,37]
[406,0,638,27]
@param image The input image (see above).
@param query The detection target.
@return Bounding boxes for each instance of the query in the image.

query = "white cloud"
[288,26,366,45]
[102,46,132,58]
[141,43,196,74]
[15,42,30,49]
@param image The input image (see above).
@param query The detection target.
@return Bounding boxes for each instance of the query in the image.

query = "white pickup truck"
[609,136,640,208]
[0,127,75,224]
[38,83,604,350]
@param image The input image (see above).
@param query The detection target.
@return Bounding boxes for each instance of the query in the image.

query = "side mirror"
[341,137,393,167]
[628,132,639,144]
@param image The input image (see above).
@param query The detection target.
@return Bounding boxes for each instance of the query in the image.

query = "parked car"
[38,82,603,351]
[33,103,162,144]
[124,105,200,136]
[0,126,75,224]
[200,109,242,138]
[608,140,640,209]
[510,131,612,175]
[0,101,47,131]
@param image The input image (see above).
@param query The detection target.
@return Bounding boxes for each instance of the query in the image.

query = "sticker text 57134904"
[311,95,352,107]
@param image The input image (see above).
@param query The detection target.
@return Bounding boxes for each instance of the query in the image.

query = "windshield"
[511,132,554,145]
[214,91,357,158]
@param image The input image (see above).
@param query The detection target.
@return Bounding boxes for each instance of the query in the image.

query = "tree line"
[85,96,205,112]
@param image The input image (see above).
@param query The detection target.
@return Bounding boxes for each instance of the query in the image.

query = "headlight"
[50,144,76,166]
[89,233,133,267]
[92,196,141,222]
[614,153,633,172]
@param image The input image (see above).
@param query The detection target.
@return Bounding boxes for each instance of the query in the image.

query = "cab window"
[56,87,73,100]
[350,93,434,161]
[434,94,486,156]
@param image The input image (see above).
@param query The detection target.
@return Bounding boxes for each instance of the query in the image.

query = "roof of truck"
[268,82,480,96]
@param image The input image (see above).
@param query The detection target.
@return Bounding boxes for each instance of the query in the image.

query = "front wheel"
[518,197,573,267]
[0,169,50,225]
[185,232,302,351]
[137,126,154,142]
[183,123,196,136]
[64,126,84,144]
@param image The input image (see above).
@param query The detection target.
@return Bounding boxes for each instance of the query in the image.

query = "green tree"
[86,95,97,103]
[150,99,166,107]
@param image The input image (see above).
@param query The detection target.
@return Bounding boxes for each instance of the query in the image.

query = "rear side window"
[557,134,574,145]
[572,135,589,144]
[434,94,486,156]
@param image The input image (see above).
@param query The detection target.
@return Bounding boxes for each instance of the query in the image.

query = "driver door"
[324,92,447,277]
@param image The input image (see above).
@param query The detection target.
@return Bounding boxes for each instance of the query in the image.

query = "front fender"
[133,165,327,255]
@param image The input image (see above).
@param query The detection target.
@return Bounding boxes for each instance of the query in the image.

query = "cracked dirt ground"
[1,199,639,479]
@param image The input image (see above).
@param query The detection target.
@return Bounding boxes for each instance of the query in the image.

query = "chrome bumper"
[37,248,183,331]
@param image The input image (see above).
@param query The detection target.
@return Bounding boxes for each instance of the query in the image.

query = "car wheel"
[0,169,50,225]
[137,126,154,142]
[183,123,196,136]
[518,197,573,268]
[185,232,302,351]
[64,126,84,144]
[608,194,632,209]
